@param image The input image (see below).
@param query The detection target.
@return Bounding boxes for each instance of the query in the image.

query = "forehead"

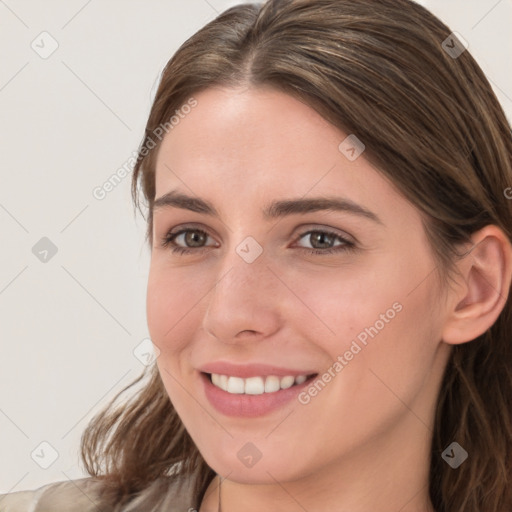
[153,86,420,229]
[159,87,338,162]
[156,86,354,189]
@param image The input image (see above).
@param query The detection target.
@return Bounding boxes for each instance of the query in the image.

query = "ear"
[442,225,512,345]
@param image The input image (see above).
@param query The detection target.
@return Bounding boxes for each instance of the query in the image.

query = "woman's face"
[147,85,452,484]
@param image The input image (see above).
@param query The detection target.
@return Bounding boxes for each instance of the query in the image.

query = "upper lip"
[198,362,318,379]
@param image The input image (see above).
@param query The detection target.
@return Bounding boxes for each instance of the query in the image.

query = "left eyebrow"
[153,190,384,225]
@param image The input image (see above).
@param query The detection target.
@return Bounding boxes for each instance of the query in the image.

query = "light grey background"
[0,0,510,494]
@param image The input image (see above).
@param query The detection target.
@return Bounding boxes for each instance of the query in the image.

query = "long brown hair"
[80,1,512,510]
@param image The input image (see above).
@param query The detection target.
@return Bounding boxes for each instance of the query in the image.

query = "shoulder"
[120,472,198,511]
[0,473,199,512]
[0,477,104,512]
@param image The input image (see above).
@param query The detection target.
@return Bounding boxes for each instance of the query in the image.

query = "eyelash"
[160,227,356,256]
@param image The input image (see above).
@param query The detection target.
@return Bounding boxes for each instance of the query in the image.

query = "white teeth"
[210,373,310,395]
[295,374,307,385]
[244,376,265,395]
[264,375,281,393]
[280,376,295,389]
[219,375,228,392]
[227,376,245,394]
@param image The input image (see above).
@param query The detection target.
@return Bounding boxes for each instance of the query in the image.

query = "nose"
[201,243,282,344]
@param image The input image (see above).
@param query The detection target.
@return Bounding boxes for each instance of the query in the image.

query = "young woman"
[2,0,511,511]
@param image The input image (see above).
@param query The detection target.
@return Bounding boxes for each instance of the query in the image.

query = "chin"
[202,447,310,485]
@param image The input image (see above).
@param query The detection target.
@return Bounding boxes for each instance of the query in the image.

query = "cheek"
[282,261,400,347]
[286,254,442,446]
[146,263,207,356]
[146,265,205,416]
[289,249,440,374]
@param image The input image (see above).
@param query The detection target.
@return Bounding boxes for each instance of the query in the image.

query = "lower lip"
[200,372,316,418]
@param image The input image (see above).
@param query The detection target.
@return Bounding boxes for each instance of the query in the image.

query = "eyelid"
[164,222,218,239]
[293,224,356,244]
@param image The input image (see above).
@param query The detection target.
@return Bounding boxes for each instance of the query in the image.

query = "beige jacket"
[0,475,197,512]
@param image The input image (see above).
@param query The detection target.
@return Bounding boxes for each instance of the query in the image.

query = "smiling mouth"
[203,372,318,395]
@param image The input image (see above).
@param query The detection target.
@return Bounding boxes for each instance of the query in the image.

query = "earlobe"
[442,225,512,345]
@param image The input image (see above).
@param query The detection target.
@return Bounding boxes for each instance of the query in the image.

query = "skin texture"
[146,86,512,512]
